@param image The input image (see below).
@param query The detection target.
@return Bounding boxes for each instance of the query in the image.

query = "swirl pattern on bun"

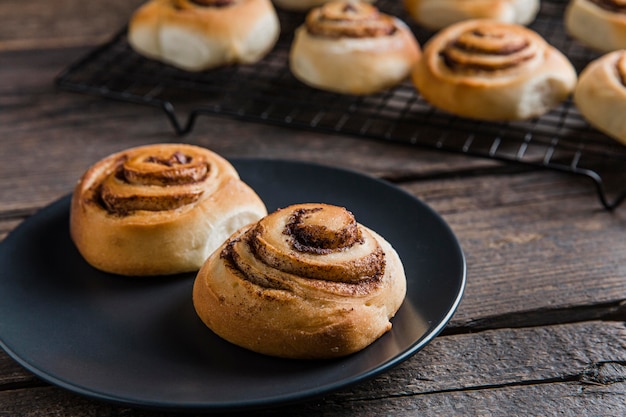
[70,144,267,276]
[193,203,407,359]
[412,19,577,120]
[574,50,626,146]
[128,0,280,71]
[565,0,626,52]
[289,1,421,95]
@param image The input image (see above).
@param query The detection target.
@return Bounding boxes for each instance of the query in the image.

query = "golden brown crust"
[574,50,626,146]
[305,1,397,38]
[70,143,267,276]
[192,203,407,359]
[128,0,280,71]
[411,19,577,120]
[289,1,421,95]
[404,0,540,30]
[565,0,626,52]
[272,0,375,12]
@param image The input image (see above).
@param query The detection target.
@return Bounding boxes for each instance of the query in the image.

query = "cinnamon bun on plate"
[70,144,267,276]
[193,203,407,359]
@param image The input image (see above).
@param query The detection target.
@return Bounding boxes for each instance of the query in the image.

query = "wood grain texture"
[402,171,626,328]
[0,0,145,51]
[1,322,624,416]
[1,0,625,416]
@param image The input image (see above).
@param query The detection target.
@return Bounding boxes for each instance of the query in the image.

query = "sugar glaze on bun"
[70,143,267,276]
[565,0,626,52]
[404,0,540,30]
[574,50,626,146]
[193,203,407,359]
[128,0,280,71]
[412,19,577,121]
[289,1,421,95]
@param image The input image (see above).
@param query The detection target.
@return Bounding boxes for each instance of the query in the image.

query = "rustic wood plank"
[401,171,626,328]
[0,0,144,51]
[2,381,622,417]
[1,321,624,416]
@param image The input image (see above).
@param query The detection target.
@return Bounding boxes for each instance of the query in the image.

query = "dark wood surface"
[1,1,625,416]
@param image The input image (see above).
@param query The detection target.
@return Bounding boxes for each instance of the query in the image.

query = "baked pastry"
[272,0,373,12]
[70,143,267,276]
[404,0,540,31]
[412,19,577,120]
[193,203,407,359]
[574,50,626,146]
[565,0,626,52]
[128,0,280,71]
[289,1,421,95]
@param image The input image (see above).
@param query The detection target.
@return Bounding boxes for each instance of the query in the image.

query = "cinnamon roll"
[288,1,421,95]
[565,0,626,52]
[193,203,407,359]
[412,19,577,120]
[70,144,267,276]
[574,50,626,146]
[128,0,280,71]
[404,0,540,31]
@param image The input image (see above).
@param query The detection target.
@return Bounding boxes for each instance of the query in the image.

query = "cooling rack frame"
[55,0,626,210]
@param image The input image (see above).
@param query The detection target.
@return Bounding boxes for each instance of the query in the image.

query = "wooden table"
[1,0,625,415]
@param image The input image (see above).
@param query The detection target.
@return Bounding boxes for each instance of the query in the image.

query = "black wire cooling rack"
[55,0,626,210]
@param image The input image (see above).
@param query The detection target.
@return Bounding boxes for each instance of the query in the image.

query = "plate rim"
[0,157,466,412]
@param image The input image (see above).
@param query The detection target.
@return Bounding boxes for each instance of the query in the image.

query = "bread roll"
[565,0,626,53]
[289,1,421,95]
[128,0,280,71]
[412,19,577,121]
[193,203,407,359]
[574,50,626,146]
[70,144,267,276]
[404,0,540,31]
[273,0,374,12]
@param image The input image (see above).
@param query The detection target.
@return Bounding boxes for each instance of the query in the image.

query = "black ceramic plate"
[0,159,465,412]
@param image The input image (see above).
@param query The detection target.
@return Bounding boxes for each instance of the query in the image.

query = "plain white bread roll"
[404,0,540,31]
[574,50,626,146]
[289,1,421,95]
[128,0,280,71]
[565,0,626,52]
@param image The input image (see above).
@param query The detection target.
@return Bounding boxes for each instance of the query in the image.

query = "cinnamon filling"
[305,1,397,38]
[589,0,626,13]
[173,0,235,9]
[284,207,363,254]
[220,204,386,291]
[440,27,536,72]
[97,151,209,214]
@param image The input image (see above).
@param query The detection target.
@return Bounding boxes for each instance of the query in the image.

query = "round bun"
[273,0,374,12]
[193,203,407,359]
[128,0,280,71]
[412,19,577,121]
[574,50,626,146]
[289,1,421,95]
[70,143,267,276]
[565,0,626,53]
[404,0,540,31]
